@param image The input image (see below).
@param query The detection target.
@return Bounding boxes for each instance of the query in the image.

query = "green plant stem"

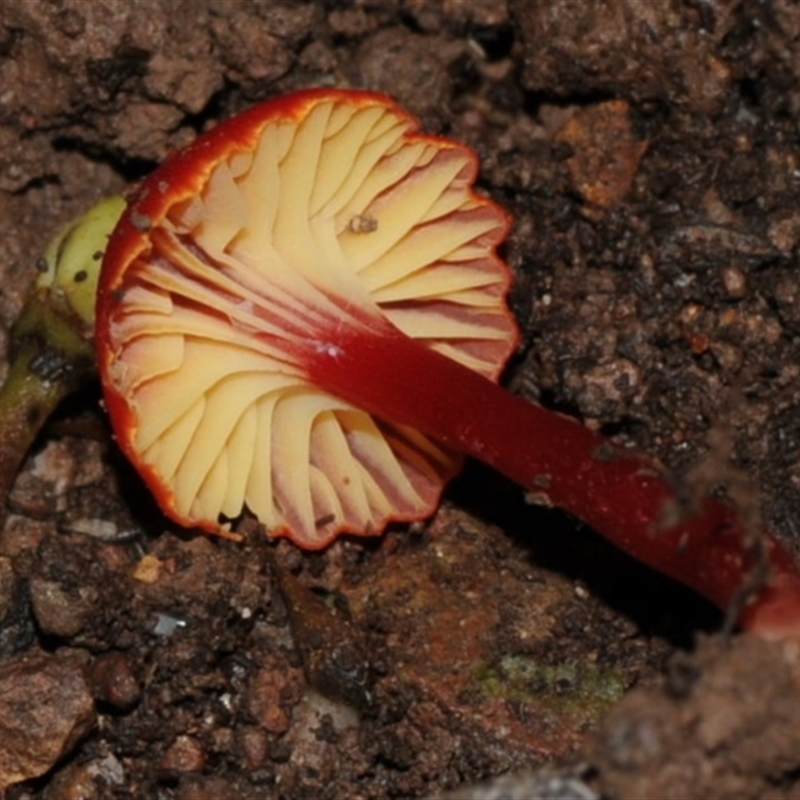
[0,297,94,527]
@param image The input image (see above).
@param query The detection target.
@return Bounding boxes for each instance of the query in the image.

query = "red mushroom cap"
[97,88,517,548]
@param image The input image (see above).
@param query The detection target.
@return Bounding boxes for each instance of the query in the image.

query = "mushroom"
[95,88,800,639]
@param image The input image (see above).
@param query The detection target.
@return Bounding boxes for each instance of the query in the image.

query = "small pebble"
[89,651,141,709]
[721,265,747,298]
[161,734,205,774]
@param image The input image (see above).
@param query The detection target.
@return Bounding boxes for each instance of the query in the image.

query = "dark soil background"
[1,1,800,798]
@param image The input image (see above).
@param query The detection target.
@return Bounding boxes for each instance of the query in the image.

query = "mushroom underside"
[103,93,516,547]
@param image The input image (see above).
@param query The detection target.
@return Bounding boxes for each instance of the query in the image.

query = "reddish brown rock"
[29,576,99,639]
[556,100,648,217]
[246,666,293,735]
[0,650,95,791]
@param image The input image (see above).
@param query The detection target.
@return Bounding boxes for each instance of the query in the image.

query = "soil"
[1,1,800,798]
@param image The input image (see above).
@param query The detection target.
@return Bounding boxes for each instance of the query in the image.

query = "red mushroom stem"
[306,314,800,640]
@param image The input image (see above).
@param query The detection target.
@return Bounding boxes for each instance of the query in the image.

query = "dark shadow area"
[447,459,723,650]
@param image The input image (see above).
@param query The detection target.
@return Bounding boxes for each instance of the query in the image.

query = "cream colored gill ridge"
[108,94,514,547]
